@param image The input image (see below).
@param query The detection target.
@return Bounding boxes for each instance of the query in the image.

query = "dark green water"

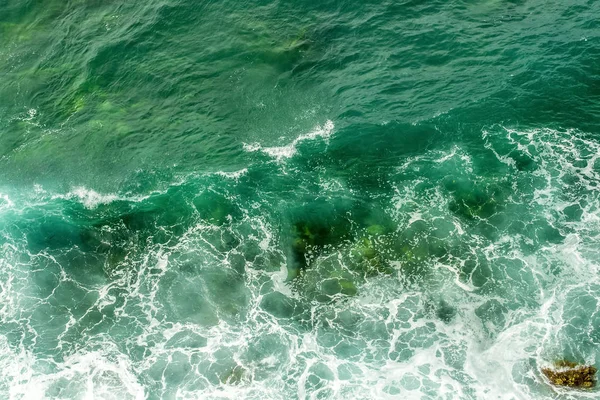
[1,0,599,398]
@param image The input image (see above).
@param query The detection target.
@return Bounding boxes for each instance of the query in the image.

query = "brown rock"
[542,361,597,388]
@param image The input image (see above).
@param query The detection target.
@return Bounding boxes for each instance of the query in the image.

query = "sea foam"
[243,120,334,161]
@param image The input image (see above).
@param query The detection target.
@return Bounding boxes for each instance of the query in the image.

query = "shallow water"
[1,0,599,399]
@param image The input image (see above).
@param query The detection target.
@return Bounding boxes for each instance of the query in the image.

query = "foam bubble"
[2,123,600,399]
[0,339,145,400]
[68,187,119,209]
[243,120,334,161]
[48,186,150,209]
[0,193,14,212]
[215,168,249,180]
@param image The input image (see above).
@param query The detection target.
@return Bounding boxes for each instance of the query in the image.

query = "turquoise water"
[1,0,599,398]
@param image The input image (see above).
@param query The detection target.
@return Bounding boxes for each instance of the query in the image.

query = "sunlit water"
[1,1,599,399]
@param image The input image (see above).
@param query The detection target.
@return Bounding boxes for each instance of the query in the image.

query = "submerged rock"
[435,300,457,323]
[287,217,352,275]
[366,224,387,236]
[221,365,246,385]
[542,360,597,388]
[320,277,358,298]
[444,178,504,221]
[284,205,397,301]
[424,299,457,323]
[350,237,393,276]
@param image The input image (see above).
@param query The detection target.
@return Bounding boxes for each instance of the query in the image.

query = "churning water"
[1,1,599,399]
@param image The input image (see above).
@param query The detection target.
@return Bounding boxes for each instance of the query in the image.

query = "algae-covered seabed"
[0,0,599,399]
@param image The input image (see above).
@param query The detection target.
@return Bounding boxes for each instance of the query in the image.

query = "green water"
[0,0,599,399]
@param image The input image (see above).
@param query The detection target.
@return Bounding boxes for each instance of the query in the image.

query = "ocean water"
[1,0,599,399]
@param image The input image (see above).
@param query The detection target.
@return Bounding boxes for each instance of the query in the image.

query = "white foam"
[243,120,334,161]
[0,342,146,400]
[2,124,600,399]
[214,168,248,180]
[0,193,14,212]
[69,187,119,209]
[25,108,37,120]
[49,186,150,209]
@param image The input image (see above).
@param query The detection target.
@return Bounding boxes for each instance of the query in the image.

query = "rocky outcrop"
[542,361,597,388]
